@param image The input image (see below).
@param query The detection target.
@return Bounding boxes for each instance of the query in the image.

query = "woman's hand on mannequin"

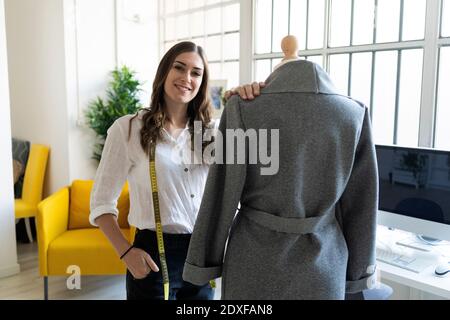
[224,82,266,101]
[122,247,159,279]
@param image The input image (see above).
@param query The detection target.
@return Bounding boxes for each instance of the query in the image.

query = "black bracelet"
[120,245,134,260]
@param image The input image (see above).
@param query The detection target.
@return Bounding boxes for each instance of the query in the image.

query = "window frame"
[434,0,450,148]
[251,0,447,149]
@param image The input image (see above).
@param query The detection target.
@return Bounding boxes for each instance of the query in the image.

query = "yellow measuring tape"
[149,143,170,300]
[149,142,215,300]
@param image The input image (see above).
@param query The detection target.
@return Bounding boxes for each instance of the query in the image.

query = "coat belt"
[239,205,336,234]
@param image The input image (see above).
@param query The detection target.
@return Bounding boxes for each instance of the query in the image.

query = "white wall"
[6,0,70,195]
[64,0,118,181]
[0,0,20,278]
[6,0,159,193]
[116,0,159,105]
[66,0,159,181]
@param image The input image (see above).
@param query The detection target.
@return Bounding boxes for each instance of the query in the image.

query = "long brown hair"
[129,41,213,156]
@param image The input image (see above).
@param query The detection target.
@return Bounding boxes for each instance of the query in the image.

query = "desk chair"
[395,198,444,223]
[14,144,50,242]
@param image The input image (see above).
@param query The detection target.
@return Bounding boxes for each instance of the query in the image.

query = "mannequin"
[183,51,379,300]
[274,35,300,71]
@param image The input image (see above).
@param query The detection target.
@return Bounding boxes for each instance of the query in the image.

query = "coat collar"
[262,59,339,95]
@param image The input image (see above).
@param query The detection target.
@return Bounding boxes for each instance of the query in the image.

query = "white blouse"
[89,110,218,234]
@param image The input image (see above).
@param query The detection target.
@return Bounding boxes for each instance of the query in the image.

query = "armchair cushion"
[47,228,129,275]
[68,180,130,230]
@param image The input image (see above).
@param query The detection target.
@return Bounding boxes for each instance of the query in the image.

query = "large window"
[159,0,240,89]
[253,0,433,147]
[158,1,449,150]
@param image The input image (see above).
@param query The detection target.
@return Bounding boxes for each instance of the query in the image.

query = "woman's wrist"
[119,244,134,260]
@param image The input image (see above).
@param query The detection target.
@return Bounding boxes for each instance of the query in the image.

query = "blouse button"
[184,168,189,172]
[191,194,195,198]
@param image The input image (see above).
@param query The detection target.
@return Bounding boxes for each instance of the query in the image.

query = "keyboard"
[376,248,433,273]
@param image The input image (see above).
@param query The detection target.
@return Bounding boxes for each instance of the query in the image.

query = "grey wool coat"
[183,60,379,300]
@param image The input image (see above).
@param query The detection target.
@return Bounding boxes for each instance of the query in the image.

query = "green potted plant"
[85,65,143,161]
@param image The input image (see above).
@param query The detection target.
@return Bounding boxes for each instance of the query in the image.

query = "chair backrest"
[12,137,31,198]
[68,180,130,230]
[21,144,50,205]
[395,197,444,223]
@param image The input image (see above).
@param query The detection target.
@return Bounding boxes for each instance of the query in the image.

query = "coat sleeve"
[338,107,379,294]
[183,96,247,285]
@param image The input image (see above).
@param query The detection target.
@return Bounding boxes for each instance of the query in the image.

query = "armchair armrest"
[36,187,69,276]
[128,225,136,243]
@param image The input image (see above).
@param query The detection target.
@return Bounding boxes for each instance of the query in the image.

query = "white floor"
[0,242,221,300]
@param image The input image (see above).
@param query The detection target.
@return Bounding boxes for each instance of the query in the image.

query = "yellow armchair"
[36,180,135,300]
[15,144,50,242]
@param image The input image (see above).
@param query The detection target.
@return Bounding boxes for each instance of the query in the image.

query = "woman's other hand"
[224,81,266,101]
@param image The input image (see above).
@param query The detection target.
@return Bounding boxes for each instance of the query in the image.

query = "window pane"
[178,0,189,12]
[376,0,400,43]
[205,7,221,35]
[205,35,222,61]
[223,61,239,89]
[164,41,177,54]
[351,52,372,108]
[435,47,450,150]
[223,33,240,60]
[224,3,240,32]
[308,0,325,49]
[443,0,450,37]
[165,0,176,14]
[329,54,349,95]
[208,62,222,81]
[402,0,426,41]
[397,49,423,147]
[255,59,271,82]
[353,0,375,45]
[272,0,289,52]
[329,0,351,47]
[165,17,176,40]
[306,55,323,68]
[176,14,190,39]
[190,0,205,9]
[372,51,398,145]
[255,0,272,54]
[272,58,283,71]
[190,11,204,37]
[290,0,307,50]
[191,37,205,48]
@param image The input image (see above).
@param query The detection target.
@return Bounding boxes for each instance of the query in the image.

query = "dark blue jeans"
[126,229,214,300]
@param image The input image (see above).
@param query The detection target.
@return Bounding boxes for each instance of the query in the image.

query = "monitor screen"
[376,145,450,226]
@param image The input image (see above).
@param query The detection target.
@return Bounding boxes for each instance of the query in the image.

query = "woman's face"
[164,51,204,106]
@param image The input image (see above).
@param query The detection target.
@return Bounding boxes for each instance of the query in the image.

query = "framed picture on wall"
[209,80,227,119]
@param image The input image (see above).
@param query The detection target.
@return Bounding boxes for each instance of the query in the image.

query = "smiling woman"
[90,41,215,301]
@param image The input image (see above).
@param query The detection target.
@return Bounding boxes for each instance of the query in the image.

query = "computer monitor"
[375,144,450,242]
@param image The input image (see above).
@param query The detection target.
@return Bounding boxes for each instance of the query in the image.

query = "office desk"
[377,226,450,300]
